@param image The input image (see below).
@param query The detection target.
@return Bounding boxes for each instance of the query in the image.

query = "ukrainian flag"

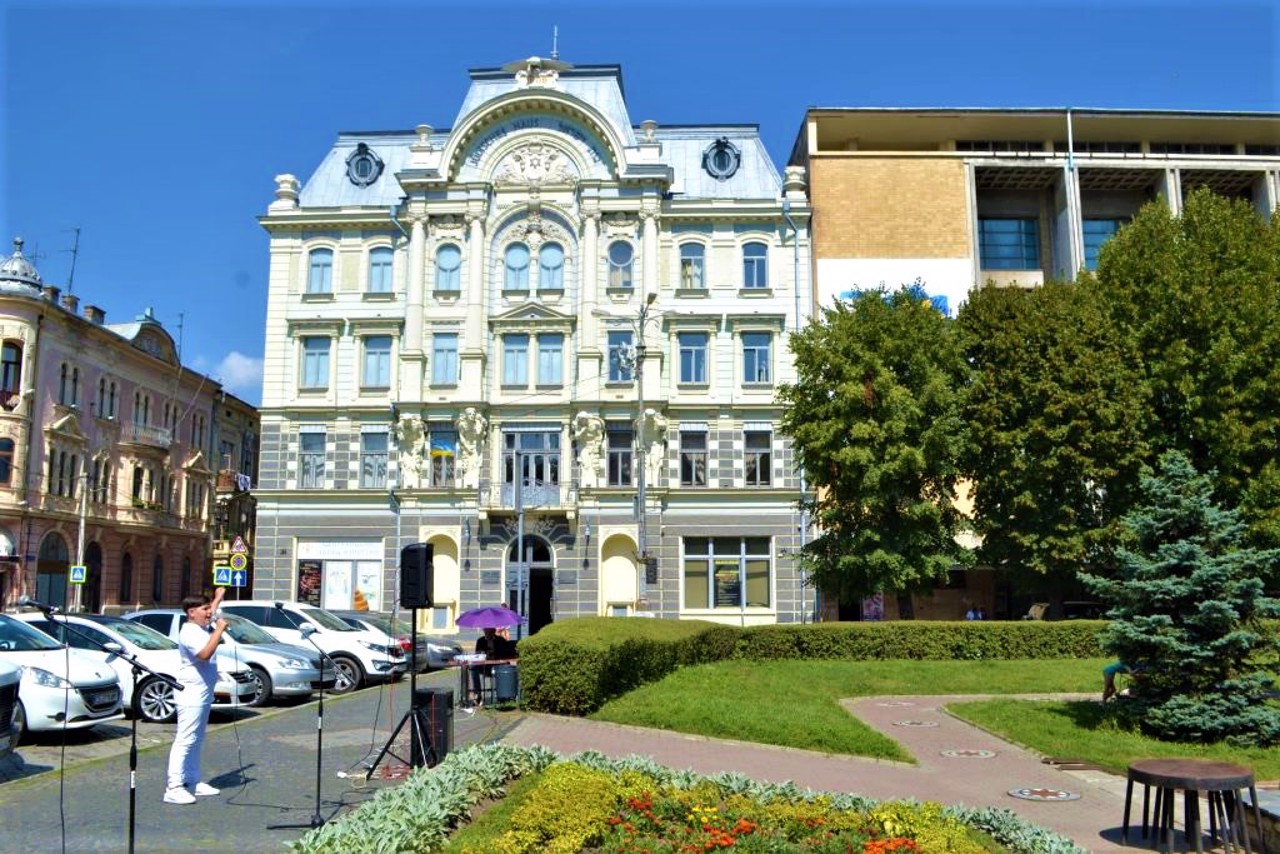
[430,433,456,458]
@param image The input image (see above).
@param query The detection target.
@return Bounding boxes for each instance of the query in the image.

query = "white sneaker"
[164,787,196,805]
[193,782,220,796]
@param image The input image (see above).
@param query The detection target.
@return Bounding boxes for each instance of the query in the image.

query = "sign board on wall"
[297,560,322,606]
[296,540,384,561]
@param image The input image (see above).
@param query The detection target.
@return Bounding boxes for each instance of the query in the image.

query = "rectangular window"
[978,218,1040,270]
[432,334,458,385]
[607,331,633,382]
[429,425,457,486]
[300,432,326,488]
[742,332,771,384]
[503,334,529,386]
[537,334,563,386]
[680,430,707,486]
[607,424,633,487]
[300,337,330,389]
[683,536,771,609]
[360,431,388,488]
[679,332,708,384]
[307,249,333,294]
[742,243,768,288]
[362,335,392,388]
[1083,218,1124,270]
[368,247,393,293]
[744,430,772,486]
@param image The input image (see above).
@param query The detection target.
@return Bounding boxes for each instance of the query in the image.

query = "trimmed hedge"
[519,618,1105,715]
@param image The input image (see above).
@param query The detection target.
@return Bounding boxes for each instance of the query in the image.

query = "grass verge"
[590,658,1105,762]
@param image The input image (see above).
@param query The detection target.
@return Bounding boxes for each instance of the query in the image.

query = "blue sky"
[3,1,1276,406]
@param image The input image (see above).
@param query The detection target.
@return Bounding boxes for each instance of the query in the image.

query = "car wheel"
[328,655,363,694]
[135,676,177,723]
[13,700,26,736]
[246,666,273,708]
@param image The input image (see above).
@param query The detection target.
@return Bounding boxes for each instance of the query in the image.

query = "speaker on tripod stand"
[367,542,450,779]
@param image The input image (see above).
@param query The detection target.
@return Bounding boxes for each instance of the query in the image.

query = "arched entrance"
[35,531,70,610]
[83,541,104,614]
[506,535,553,636]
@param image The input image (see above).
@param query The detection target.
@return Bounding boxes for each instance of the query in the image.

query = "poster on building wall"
[324,560,353,610]
[713,560,741,608]
[353,561,381,612]
[297,560,322,606]
[861,593,885,622]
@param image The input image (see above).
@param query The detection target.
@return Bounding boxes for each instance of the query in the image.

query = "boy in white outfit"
[164,587,227,805]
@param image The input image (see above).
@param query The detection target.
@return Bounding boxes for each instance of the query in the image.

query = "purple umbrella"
[456,605,522,628]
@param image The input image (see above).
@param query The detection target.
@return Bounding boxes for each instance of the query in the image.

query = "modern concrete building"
[253,57,814,635]
[0,239,250,613]
[793,106,1280,620]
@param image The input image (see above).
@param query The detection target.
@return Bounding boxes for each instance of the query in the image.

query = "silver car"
[125,609,331,706]
[329,610,461,672]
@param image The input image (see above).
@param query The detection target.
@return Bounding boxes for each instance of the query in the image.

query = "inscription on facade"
[466,115,607,167]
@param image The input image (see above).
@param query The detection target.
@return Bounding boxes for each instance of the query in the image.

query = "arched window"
[539,243,564,290]
[680,244,705,289]
[368,246,393,293]
[119,553,134,602]
[152,555,164,603]
[742,242,768,289]
[504,243,530,290]
[607,242,633,289]
[180,556,192,600]
[58,364,79,406]
[435,245,461,293]
[1,342,21,395]
[0,438,13,485]
[307,248,333,294]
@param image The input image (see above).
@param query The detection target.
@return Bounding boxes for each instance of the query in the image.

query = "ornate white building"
[254,58,813,634]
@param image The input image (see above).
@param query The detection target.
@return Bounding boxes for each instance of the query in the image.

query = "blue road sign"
[69,565,87,584]
[231,569,247,588]
[214,566,232,586]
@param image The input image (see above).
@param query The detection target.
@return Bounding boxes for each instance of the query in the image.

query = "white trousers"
[166,702,211,790]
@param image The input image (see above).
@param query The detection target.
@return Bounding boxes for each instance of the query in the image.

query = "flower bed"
[286,744,1085,854]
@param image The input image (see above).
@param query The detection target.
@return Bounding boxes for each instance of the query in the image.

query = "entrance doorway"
[506,535,553,636]
[35,531,70,610]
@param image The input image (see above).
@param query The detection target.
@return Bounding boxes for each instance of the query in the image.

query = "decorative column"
[400,215,427,397]
[641,206,659,301]
[577,208,601,385]
[460,210,487,391]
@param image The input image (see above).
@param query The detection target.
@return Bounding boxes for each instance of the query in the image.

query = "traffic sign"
[229,553,248,572]
[231,569,248,588]
[69,565,87,584]
[230,536,248,554]
[213,566,232,586]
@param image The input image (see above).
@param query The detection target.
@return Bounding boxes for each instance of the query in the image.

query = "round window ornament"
[346,143,385,187]
[702,137,741,181]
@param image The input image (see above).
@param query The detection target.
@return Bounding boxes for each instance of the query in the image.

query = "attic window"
[702,137,741,181]
[346,143,385,187]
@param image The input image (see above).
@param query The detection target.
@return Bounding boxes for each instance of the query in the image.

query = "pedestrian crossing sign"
[214,566,232,586]
[69,565,87,584]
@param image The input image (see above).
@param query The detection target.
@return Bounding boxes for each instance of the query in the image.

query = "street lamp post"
[633,292,656,607]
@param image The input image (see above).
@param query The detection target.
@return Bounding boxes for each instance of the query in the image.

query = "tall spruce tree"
[1082,451,1280,746]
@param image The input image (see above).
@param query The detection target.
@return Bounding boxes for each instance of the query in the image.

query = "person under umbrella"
[469,626,518,707]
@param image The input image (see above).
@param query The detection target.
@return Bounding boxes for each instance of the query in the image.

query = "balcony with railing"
[486,479,575,511]
[120,422,173,450]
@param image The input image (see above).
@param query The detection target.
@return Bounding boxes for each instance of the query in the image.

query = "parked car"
[125,608,332,706]
[330,610,462,671]
[218,600,406,693]
[0,658,21,758]
[0,613,123,734]
[14,613,256,723]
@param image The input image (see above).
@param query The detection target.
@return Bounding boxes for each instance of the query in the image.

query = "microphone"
[18,595,58,614]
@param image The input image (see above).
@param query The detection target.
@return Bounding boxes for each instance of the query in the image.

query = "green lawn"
[590,658,1105,763]
[948,699,1280,779]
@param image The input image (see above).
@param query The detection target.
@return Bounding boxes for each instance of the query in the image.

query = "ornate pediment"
[488,302,576,331]
[183,449,212,476]
[45,411,87,445]
[492,142,579,187]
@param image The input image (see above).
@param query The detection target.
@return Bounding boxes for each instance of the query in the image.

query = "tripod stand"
[267,606,337,831]
[366,606,434,779]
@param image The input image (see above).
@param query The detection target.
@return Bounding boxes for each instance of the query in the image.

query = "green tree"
[779,287,971,601]
[956,281,1149,580]
[1092,189,1280,546]
[1082,451,1280,746]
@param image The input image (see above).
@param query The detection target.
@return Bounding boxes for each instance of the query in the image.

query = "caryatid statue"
[392,415,427,488]
[572,411,606,488]
[639,408,669,485]
[455,407,488,490]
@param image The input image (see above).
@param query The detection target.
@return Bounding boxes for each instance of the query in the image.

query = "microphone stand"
[34,606,182,854]
[266,606,336,831]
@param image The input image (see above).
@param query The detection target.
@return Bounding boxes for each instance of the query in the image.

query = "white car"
[14,613,256,723]
[219,601,406,693]
[0,657,22,757]
[0,613,123,734]
[125,609,331,706]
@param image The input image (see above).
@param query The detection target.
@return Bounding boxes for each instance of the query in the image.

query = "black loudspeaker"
[400,543,434,608]
[413,686,453,765]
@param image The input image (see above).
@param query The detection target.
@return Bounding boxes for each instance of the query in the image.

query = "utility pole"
[71,470,87,612]
[633,292,657,608]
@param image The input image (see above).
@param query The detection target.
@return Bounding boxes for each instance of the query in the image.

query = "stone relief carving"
[572,411,606,488]
[493,143,578,187]
[603,211,637,238]
[638,408,669,484]
[431,214,465,240]
[393,415,427,488]
[455,407,487,489]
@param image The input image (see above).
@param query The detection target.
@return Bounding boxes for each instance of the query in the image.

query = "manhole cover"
[941,749,997,758]
[893,720,939,727]
[1008,787,1080,802]
[877,701,916,707]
